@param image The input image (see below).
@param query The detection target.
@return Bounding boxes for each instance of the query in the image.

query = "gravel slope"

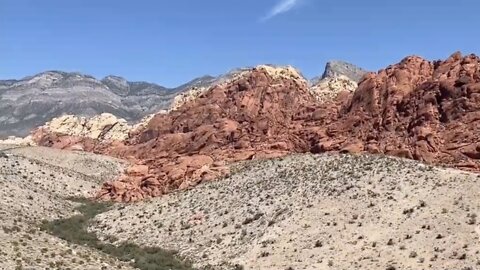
[91,153,480,270]
[0,145,134,270]
[2,146,479,269]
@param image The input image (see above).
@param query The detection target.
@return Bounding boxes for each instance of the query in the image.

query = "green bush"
[40,197,194,270]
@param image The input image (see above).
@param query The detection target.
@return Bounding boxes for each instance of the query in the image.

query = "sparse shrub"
[467,213,477,225]
[233,264,244,270]
[40,197,195,270]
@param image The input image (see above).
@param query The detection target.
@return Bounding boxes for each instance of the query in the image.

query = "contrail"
[261,0,300,21]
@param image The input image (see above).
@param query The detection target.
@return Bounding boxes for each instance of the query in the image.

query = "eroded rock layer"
[318,52,480,170]
[33,53,480,202]
[97,66,319,201]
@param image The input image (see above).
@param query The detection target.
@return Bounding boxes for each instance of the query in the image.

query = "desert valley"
[1,51,480,269]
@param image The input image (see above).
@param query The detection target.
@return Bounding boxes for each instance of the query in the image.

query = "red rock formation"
[96,67,321,201]
[314,52,480,170]
[33,53,480,202]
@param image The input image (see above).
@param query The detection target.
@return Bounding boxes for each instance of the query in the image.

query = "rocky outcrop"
[309,61,365,103]
[171,65,307,111]
[0,136,36,146]
[39,113,132,141]
[313,52,480,171]
[96,65,316,201]
[320,60,368,82]
[171,87,209,112]
[170,67,259,111]
[310,75,358,102]
[33,53,480,202]
[30,110,167,152]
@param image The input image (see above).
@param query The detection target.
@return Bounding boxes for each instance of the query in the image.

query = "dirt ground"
[91,153,480,270]
[0,145,134,270]
[2,146,480,269]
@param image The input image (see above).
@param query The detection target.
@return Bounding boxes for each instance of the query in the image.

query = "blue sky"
[1,0,478,87]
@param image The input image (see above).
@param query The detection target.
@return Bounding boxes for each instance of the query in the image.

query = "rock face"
[309,61,366,103]
[96,65,317,201]
[317,52,480,171]
[319,60,368,82]
[0,71,213,138]
[33,52,480,202]
[310,75,358,102]
[42,113,132,141]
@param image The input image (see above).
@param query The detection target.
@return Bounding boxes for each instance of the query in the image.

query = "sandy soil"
[0,145,134,270]
[2,145,480,269]
[90,153,480,270]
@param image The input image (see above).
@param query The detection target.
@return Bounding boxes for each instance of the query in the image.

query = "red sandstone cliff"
[32,53,480,202]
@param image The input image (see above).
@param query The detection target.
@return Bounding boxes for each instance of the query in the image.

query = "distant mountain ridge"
[311,60,368,85]
[0,71,208,138]
[323,60,368,81]
[0,61,367,138]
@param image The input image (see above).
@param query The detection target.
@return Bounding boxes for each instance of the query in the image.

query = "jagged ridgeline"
[21,52,480,202]
[0,62,365,138]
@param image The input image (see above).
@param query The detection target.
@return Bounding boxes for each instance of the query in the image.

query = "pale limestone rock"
[256,65,304,81]
[47,115,87,136]
[171,87,208,111]
[42,113,132,141]
[0,135,36,146]
[310,75,358,102]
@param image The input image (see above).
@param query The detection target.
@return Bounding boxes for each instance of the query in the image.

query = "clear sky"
[1,0,478,87]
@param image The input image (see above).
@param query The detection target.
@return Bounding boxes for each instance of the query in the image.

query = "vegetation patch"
[40,197,195,270]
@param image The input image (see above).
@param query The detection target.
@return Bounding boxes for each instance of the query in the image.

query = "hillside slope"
[91,153,480,269]
[0,145,134,269]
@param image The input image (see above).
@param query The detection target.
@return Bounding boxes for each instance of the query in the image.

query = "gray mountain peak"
[321,60,368,82]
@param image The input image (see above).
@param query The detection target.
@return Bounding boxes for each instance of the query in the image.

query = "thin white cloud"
[261,0,300,21]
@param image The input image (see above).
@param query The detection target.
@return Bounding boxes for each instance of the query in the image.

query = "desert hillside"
[92,153,480,269]
[4,0,477,269]
[0,145,135,269]
[2,52,479,269]
[1,145,479,269]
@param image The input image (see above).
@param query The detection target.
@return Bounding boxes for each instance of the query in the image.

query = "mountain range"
[2,52,480,269]
[0,61,367,138]
[26,52,480,202]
